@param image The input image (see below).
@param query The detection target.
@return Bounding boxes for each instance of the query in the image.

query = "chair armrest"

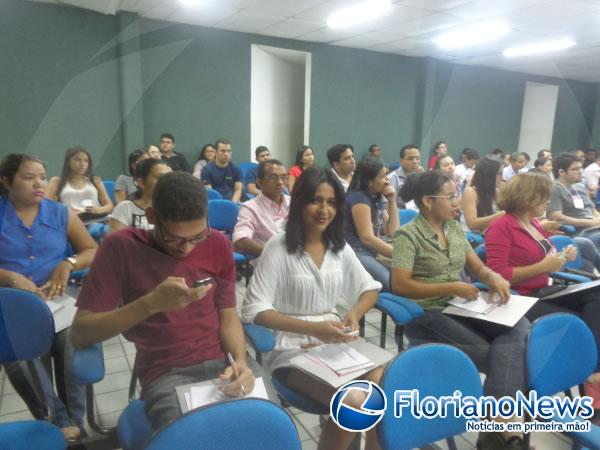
[72,343,105,384]
[243,323,276,353]
[559,225,576,235]
[465,231,483,246]
[378,293,424,318]
[551,272,591,284]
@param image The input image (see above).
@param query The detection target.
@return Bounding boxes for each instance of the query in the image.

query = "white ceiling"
[28,0,600,82]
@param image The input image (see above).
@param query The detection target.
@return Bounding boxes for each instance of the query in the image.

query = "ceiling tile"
[241,0,330,17]
[446,0,551,21]
[394,0,472,12]
[296,28,358,44]
[257,18,323,39]
[381,11,461,36]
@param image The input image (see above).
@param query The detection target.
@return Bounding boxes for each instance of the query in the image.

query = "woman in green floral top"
[391,170,529,450]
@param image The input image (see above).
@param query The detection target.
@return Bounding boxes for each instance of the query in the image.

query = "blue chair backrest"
[0,288,54,362]
[388,162,400,172]
[239,162,258,183]
[206,188,222,201]
[549,235,582,270]
[145,398,301,450]
[527,313,597,396]
[399,209,418,225]
[103,180,116,203]
[379,344,483,450]
[208,199,240,234]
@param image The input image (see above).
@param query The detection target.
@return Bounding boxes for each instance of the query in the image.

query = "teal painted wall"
[1,0,598,178]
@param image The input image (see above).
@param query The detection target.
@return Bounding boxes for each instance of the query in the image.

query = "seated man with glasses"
[547,152,600,247]
[233,159,290,258]
[70,172,272,430]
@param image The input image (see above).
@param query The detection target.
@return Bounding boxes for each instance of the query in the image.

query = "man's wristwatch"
[65,256,77,269]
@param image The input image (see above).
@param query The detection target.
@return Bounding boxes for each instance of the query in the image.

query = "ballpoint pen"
[227,352,247,395]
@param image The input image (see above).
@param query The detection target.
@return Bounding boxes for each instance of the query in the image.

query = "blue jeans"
[355,250,390,292]
[4,328,85,429]
[573,236,600,272]
[406,310,530,398]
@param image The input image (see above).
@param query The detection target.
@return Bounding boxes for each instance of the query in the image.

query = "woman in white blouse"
[242,167,383,450]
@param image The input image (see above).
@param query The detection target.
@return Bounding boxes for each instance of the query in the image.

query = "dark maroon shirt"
[77,228,236,390]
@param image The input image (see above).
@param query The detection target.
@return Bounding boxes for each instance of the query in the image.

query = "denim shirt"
[0,197,69,285]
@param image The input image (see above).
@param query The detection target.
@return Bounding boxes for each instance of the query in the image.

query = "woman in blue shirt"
[344,156,399,291]
[0,153,97,441]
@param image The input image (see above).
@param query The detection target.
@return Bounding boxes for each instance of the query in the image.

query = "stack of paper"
[290,339,394,388]
[447,295,499,314]
[46,294,78,333]
[306,343,374,376]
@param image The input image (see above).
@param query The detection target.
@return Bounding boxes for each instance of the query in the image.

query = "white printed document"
[290,339,394,388]
[176,377,269,413]
[46,294,78,333]
[443,293,538,327]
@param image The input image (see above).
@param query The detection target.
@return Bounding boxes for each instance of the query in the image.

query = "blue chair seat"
[243,323,276,354]
[378,292,423,319]
[72,343,104,385]
[118,399,153,450]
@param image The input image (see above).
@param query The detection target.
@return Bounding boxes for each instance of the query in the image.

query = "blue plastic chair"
[378,344,483,450]
[208,199,253,285]
[0,288,61,429]
[399,209,418,225]
[388,162,400,172]
[549,235,593,282]
[527,314,600,449]
[145,398,300,450]
[239,162,258,183]
[0,420,65,450]
[206,188,222,201]
[465,230,483,247]
[102,180,116,204]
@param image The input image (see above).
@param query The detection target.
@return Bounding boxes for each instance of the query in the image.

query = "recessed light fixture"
[327,0,392,29]
[434,22,510,50]
[503,38,576,57]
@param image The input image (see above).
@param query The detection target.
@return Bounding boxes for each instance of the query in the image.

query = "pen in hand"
[226,352,246,395]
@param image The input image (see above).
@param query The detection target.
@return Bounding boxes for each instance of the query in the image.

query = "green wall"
[1,0,599,178]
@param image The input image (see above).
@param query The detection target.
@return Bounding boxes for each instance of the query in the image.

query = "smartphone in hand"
[192,277,212,287]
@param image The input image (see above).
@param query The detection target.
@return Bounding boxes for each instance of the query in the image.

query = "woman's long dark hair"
[471,156,502,217]
[197,144,215,162]
[56,146,99,198]
[0,154,46,197]
[285,167,345,255]
[132,158,168,200]
[428,141,447,162]
[294,145,313,169]
[348,156,385,194]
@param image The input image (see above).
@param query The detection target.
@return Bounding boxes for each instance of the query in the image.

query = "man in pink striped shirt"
[233,159,290,257]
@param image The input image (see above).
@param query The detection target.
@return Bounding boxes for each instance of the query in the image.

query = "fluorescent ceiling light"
[179,0,202,6]
[503,38,576,58]
[434,22,510,50]
[327,0,392,29]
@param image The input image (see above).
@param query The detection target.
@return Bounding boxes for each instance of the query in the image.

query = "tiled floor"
[0,281,574,449]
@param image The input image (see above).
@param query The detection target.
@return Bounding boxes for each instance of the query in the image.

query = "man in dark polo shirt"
[201,138,243,202]
[70,173,269,430]
[160,132,191,172]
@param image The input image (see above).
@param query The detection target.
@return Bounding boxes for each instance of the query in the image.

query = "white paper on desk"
[183,377,269,411]
[46,294,78,333]
[443,294,538,327]
[307,343,372,373]
[447,293,497,314]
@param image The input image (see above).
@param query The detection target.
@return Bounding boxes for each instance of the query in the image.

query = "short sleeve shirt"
[111,200,152,230]
[344,191,385,255]
[392,214,473,309]
[0,197,68,286]
[201,162,243,200]
[547,182,595,223]
[76,228,236,390]
[115,175,137,196]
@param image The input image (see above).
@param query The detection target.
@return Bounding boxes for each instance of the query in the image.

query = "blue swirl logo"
[330,380,387,432]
